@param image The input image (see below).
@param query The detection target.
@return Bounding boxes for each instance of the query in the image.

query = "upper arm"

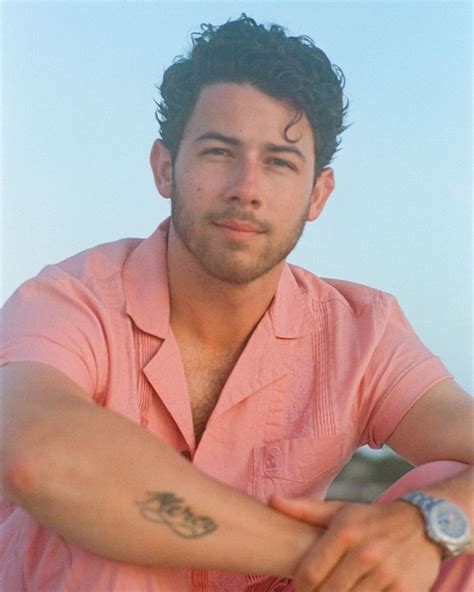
[1,267,108,399]
[354,291,454,449]
[386,379,474,465]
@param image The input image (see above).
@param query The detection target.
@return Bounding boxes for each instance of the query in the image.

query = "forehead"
[181,82,315,154]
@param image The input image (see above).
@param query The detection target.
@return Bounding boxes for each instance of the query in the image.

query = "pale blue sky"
[2,1,472,391]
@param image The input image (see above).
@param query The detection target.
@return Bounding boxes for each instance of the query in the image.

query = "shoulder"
[288,263,395,318]
[3,236,146,316]
[43,236,144,287]
[286,264,413,346]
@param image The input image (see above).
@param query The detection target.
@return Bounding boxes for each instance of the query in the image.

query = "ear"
[306,167,335,222]
[150,139,173,198]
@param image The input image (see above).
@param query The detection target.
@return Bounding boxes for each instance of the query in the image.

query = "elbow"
[1,453,39,503]
[1,424,58,503]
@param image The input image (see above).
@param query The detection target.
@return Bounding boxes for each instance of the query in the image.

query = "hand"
[269,495,443,591]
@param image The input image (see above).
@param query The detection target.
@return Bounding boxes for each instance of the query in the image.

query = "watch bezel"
[429,500,470,544]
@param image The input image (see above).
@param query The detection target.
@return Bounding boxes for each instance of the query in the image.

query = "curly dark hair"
[156,14,349,177]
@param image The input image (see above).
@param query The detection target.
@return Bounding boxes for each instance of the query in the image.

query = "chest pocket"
[253,435,347,502]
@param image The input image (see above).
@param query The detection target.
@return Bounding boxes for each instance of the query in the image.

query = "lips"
[213,219,264,233]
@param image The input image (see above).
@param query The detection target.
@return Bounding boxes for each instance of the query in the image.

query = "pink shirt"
[1,218,452,591]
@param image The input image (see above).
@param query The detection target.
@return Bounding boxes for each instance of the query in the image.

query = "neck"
[167,225,283,352]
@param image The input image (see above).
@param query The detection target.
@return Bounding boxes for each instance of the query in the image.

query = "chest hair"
[180,346,242,444]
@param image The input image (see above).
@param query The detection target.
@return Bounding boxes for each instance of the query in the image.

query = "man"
[1,14,472,592]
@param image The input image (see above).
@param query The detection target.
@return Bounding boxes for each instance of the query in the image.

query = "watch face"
[432,501,468,541]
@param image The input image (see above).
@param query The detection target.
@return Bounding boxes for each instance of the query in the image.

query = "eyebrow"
[194,132,306,162]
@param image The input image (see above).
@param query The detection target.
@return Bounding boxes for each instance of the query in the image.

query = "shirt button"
[181,450,192,460]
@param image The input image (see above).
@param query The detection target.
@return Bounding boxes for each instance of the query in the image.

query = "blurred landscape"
[327,448,413,502]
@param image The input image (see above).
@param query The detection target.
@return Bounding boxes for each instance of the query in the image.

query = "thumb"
[269,495,345,527]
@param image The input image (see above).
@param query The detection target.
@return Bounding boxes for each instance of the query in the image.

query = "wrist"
[398,491,471,559]
[274,514,323,577]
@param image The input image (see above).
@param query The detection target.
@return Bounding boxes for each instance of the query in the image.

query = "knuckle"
[375,562,396,583]
[357,544,383,566]
[339,525,359,545]
[297,563,320,587]
[341,502,366,518]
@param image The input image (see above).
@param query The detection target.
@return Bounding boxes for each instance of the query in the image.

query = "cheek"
[277,189,312,217]
[191,179,223,202]
[174,175,203,201]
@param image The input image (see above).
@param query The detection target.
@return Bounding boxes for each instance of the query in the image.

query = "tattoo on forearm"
[136,492,218,539]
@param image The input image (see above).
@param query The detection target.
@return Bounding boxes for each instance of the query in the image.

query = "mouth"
[214,218,264,232]
[212,219,265,240]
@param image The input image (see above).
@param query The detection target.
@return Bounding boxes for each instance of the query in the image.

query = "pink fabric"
[1,218,456,591]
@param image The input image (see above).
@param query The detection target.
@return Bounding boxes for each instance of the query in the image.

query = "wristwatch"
[400,491,471,558]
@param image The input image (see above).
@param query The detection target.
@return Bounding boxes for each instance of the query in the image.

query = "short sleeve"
[1,266,109,400]
[358,292,452,449]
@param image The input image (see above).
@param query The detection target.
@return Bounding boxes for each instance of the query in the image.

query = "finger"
[318,548,390,592]
[350,575,393,592]
[269,495,345,527]
[293,524,355,592]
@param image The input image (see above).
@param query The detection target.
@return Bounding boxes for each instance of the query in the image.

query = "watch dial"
[433,501,467,540]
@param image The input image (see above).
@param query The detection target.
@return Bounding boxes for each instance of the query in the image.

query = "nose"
[223,158,262,209]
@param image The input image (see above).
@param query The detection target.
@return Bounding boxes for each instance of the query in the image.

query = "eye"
[268,157,297,171]
[202,147,232,157]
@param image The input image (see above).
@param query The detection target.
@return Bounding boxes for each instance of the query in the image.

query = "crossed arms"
[1,362,473,589]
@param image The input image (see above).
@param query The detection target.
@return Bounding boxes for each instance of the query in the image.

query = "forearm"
[3,371,320,576]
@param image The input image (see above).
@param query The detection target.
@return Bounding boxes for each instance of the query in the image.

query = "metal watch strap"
[401,491,439,513]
